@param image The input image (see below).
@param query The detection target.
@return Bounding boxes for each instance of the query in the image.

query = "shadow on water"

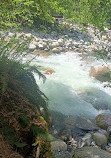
[38,79,99,119]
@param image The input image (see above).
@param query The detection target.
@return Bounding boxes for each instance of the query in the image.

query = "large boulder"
[92,132,108,148]
[96,113,111,130]
[89,66,111,82]
[72,146,111,158]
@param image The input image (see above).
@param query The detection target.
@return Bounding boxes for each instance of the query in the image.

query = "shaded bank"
[0,57,52,157]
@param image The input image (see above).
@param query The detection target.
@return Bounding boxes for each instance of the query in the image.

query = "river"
[32,52,111,122]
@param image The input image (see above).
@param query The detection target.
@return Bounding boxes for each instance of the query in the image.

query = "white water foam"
[32,52,111,119]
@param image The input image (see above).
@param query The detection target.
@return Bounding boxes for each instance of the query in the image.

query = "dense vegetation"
[0,0,111,30]
[0,0,111,157]
[0,34,53,157]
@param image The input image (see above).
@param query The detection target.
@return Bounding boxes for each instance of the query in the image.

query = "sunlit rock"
[44,69,55,75]
[102,35,107,40]
[89,66,111,82]
[107,147,111,153]
[29,43,36,49]
[58,38,64,46]
[51,42,60,48]
[34,49,48,57]
[52,47,62,53]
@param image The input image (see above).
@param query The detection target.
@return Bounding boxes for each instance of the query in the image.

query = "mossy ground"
[0,63,52,157]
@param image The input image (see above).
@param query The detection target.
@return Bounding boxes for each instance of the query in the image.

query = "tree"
[0,0,111,29]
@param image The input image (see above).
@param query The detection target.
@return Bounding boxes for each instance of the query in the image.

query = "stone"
[107,147,111,153]
[102,35,107,40]
[38,43,44,49]
[51,42,60,48]
[51,140,67,151]
[77,133,92,148]
[72,146,111,158]
[44,69,55,75]
[89,66,111,82]
[96,113,111,130]
[92,132,107,148]
[58,39,64,46]
[103,81,111,87]
[52,47,62,53]
[34,50,48,57]
[29,43,36,49]
[107,126,111,142]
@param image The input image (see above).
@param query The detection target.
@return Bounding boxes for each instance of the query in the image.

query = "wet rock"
[77,133,92,148]
[96,113,111,130]
[103,81,111,87]
[72,146,111,158]
[51,140,67,151]
[44,69,55,75]
[34,49,48,57]
[107,126,111,142]
[92,132,107,148]
[74,118,99,131]
[89,66,111,82]
[67,137,77,151]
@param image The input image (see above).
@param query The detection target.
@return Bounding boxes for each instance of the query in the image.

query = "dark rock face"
[96,113,111,130]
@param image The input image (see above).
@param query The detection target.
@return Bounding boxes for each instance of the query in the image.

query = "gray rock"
[92,132,107,148]
[51,42,60,48]
[107,126,111,142]
[72,146,111,158]
[96,113,111,130]
[52,47,62,53]
[77,133,92,148]
[51,140,67,151]
[58,39,64,46]
[29,43,36,49]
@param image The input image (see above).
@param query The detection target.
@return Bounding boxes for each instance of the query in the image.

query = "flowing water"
[32,52,111,121]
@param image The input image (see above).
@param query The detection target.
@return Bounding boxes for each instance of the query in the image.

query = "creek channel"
[32,52,111,138]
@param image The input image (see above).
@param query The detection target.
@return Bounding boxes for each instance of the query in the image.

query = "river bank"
[1,21,111,157]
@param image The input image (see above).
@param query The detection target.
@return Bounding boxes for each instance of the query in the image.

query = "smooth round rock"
[92,132,107,148]
[96,113,111,130]
[51,140,67,151]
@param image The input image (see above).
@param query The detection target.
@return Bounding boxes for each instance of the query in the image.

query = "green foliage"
[30,124,55,142]
[14,142,27,148]
[19,114,30,128]
[0,0,111,30]
[30,124,46,139]
[0,119,27,148]
[0,119,16,145]
[0,33,49,122]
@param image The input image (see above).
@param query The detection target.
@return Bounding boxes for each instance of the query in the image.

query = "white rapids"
[31,52,111,120]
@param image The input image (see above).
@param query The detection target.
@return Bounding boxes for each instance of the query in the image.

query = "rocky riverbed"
[1,20,111,158]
